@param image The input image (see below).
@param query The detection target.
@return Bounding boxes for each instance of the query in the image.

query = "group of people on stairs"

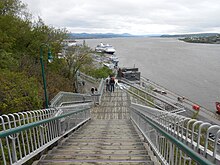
[105,75,118,92]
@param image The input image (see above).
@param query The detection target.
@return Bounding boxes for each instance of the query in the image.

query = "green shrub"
[82,66,113,79]
[0,70,43,114]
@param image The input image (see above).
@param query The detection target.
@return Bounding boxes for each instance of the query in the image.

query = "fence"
[50,91,92,107]
[121,79,184,113]
[130,103,220,165]
[0,92,93,165]
[79,72,100,84]
[0,105,92,165]
[96,78,105,105]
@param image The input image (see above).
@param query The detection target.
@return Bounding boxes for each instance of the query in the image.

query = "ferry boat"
[95,43,116,54]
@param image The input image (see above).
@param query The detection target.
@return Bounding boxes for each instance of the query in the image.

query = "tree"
[64,45,93,92]
[0,69,43,114]
[0,50,18,70]
[0,0,74,112]
[0,0,32,54]
[0,0,27,17]
[26,18,68,58]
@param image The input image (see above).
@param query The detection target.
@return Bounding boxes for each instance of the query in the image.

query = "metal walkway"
[36,89,154,164]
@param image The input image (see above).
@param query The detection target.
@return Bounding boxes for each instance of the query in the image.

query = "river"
[85,37,220,112]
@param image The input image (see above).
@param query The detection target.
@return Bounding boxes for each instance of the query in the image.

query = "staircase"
[36,89,155,165]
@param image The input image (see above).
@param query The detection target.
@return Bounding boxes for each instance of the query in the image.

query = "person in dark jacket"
[91,87,95,94]
[109,77,115,92]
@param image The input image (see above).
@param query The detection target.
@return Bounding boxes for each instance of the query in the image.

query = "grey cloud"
[22,0,220,34]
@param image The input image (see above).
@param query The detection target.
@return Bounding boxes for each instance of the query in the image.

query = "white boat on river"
[95,43,116,54]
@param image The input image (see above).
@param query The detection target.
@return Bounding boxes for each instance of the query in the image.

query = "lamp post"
[40,44,53,108]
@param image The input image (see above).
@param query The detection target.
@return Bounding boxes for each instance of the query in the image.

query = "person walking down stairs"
[109,76,115,92]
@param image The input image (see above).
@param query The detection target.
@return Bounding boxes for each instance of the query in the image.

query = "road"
[141,77,220,125]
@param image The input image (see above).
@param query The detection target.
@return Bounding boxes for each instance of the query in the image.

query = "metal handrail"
[0,108,89,138]
[79,72,100,84]
[121,79,181,111]
[130,103,220,165]
[78,72,105,105]
[50,77,105,107]
[89,78,105,105]
[0,104,92,165]
[50,91,92,107]
[97,78,105,104]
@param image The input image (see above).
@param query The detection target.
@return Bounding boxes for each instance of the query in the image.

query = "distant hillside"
[161,33,219,38]
[68,32,220,39]
[179,34,220,44]
[69,33,134,39]
[161,33,220,44]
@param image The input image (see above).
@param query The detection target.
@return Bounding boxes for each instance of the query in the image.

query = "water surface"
[85,37,220,111]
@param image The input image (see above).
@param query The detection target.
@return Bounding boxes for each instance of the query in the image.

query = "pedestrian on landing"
[109,76,115,92]
[95,88,98,94]
[91,87,95,94]
[105,78,110,92]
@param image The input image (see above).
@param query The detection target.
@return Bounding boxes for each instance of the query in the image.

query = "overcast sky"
[22,0,220,35]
